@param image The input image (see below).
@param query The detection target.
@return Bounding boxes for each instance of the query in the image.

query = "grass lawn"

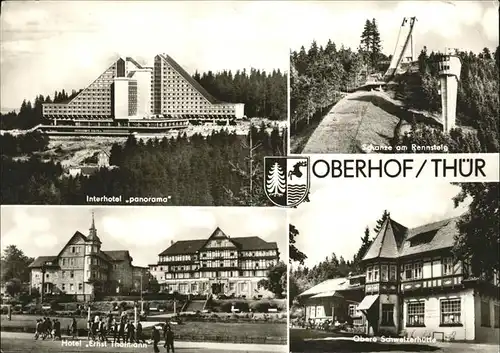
[1,315,286,344]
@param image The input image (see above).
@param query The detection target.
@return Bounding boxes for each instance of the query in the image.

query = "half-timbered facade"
[149,227,279,298]
[359,216,499,343]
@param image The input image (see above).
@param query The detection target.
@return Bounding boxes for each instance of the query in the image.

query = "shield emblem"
[264,156,310,207]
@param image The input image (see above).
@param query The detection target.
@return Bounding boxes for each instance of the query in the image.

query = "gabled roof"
[400,218,458,257]
[28,256,58,268]
[55,231,88,258]
[362,216,460,261]
[199,227,238,249]
[362,218,407,261]
[103,250,131,262]
[159,54,222,104]
[159,239,206,256]
[298,277,350,297]
[233,237,278,251]
[158,228,278,256]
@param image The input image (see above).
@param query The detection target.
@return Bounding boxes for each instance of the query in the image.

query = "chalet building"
[357,216,499,343]
[29,213,148,301]
[298,274,366,327]
[149,227,279,298]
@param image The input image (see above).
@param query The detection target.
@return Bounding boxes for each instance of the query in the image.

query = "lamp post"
[140,273,144,314]
[40,263,47,304]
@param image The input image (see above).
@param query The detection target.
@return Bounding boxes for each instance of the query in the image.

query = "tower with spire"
[359,214,407,336]
[84,211,102,286]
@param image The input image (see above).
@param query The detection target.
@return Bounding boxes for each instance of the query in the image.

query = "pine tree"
[370,18,382,68]
[373,210,390,234]
[266,162,285,197]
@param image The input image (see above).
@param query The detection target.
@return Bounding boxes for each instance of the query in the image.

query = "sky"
[0,1,290,112]
[0,206,287,267]
[1,1,498,112]
[288,1,498,55]
[290,180,471,268]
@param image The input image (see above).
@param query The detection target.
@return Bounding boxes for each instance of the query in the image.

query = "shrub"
[249,300,277,313]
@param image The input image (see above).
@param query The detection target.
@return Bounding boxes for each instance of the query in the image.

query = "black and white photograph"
[0,206,288,353]
[0,1,288,205]
[289,1,498,154]
[289,179,499,352]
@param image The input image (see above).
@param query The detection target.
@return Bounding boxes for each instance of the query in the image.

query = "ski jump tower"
[437,52,461,133]
[383,17,417,81]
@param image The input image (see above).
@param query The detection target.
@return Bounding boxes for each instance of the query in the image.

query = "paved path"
[0,332,287,353]
[301,90,400,154]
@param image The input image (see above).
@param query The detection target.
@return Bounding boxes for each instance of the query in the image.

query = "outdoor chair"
[444,331,456,341]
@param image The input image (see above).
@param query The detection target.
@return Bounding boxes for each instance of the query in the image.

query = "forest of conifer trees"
[290,17,499,155]
[1,124,285,205]
[0,68,286,130]
[395,46,499,153]
[289,19,389,139]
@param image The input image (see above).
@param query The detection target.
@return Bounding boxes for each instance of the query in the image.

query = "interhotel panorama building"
[41,55,244,134]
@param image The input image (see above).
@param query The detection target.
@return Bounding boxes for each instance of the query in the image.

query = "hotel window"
[78,283,83,291]
[481,299,491,327]
[405,264,413,279]
[70,271,74,279]
[348,304,358,317]
[389,265,397,281]
[414,262,423,279]
[440,299,461,325]
[70,284,74,292]
[367,267,373,282]
[443,257,453,276]
[381,265,388,281]
[62,284,66,291]
[407,302,425,326]
[373,266,379,281]
[381,304,394,326]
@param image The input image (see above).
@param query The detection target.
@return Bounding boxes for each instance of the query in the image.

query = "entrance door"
[211,283,223,295]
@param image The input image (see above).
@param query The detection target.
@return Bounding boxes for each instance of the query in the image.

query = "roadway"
[0,332,287,353]
[301,90,403,154]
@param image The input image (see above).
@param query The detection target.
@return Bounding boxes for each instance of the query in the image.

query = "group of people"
[151,322,175,353]
[34,317,62,340]
[33,312,176,352]
[87,312,146,343]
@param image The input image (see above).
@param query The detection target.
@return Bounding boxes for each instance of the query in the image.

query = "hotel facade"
[29,213,148,301]
[358,216,499,343]
[149,227,279,298]
[41,55,244,134]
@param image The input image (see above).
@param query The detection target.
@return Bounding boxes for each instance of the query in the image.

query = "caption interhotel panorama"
[41,55,245,135]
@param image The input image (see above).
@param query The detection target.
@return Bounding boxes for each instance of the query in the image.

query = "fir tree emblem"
[263,156,310,208]
[266,162,286,197]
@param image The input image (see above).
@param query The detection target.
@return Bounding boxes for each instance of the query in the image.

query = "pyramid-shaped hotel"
[41,55,244,135]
